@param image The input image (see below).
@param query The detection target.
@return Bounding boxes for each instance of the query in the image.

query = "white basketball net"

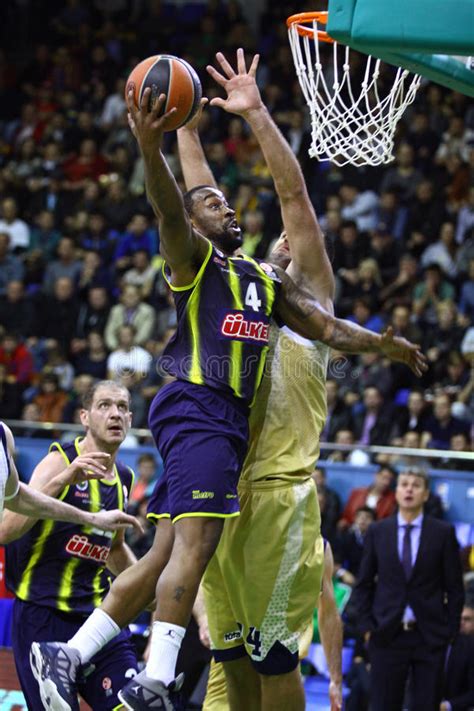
[288,17,422,166]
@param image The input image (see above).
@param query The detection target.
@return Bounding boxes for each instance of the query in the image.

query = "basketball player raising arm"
[0,421,141,541]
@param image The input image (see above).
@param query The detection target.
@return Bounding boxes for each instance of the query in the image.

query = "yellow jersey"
[241,324,329,484]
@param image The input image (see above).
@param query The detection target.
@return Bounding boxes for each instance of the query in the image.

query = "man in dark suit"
[440,603,474,711]
[353,467,464,711]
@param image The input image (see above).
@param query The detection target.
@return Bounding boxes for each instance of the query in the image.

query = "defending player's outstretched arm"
[177,99,218,191]
[276,268,428,376]
[126,89,209,286]
[207,48,335,305]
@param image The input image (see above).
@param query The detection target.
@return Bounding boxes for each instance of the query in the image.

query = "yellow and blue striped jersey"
[162,241,280,406]
[6,438,134,613]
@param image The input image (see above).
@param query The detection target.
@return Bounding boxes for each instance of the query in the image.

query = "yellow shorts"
[202,477,324,673]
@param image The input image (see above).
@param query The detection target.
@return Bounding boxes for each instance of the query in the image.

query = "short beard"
[212,232,243,255]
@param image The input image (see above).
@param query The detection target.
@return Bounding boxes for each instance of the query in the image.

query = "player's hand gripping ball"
[125,54,202,131]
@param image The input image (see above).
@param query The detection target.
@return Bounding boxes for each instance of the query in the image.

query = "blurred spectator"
[378,253,418,312]
[340,260,382,316]
[458,257,474,324]
[130,453,159,505]
[380,143,422,204]
[77,250,112,295]
[435,115,474,165]
[73,286,110,349]
[114,214,157,272]
[334,505,376,584]
[422,392,470,449]
[0,197,30,251]
[42,340,75,391]
[123,249,158,298]
[241,209,267,257]
[347,297,384,334]
[394,390,430,436]
[333,220,369,274]
[42,236,82,292]
[34,277,79,353]
[389,305,422,347]
[327,429,371,467]
[62,138,109,187]
[339,465,397,528]
[367,231,400,283]
[0,233,24,294]
[373,189,407,242]
[440,603,474,711]
[412,263,455,325]
[104,284,155,350]
[0,362,22,418]
[78,209,117,263]
[423,302,465,378]
[442,433,472,471]
[354,386,394,446]
[339,182,379,233]
[0,332,34,385]
[0,280,35,335]
[20,402,51,439]
[406,179,447,247]
[61,373,95,423]
[352,353,393,399]
[320,379,353,442]
[406,111,440,171]
[456,185,474,244]
[421,220,459,279]
[107,324,152,380]
[28,209,61,260]
[32,371,68,422]
[73,331,108,380]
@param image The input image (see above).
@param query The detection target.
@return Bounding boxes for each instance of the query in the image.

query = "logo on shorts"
[192,490,215,500]
[224,629,243,643]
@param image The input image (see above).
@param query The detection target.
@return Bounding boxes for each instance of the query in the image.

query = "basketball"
[125,54,202,131]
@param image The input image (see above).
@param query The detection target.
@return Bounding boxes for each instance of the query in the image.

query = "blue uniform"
[6,438,138,710]
[147,241,281,523]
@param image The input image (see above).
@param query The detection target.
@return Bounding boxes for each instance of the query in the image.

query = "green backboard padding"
[325,0,474,97]
[327,0,474,55]
[351,0,474,56]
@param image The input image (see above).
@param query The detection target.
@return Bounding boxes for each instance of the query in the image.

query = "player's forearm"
[177,127,217,190]
[318,608,343,683]
[277,271,382,352]
[1,483,94,543]
[142,147,187,225]
[244,105,304,199]
[106,541,137,576]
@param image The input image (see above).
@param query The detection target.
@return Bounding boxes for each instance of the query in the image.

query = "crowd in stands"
[0,4,472,707]
[0,0,472,451]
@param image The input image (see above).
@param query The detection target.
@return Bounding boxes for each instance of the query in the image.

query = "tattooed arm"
[276,267,428,376]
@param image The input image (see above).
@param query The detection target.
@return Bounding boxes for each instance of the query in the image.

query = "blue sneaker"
[30,641,81,711]
[118,670,184,710]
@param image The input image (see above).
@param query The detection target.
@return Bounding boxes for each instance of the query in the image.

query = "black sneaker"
[118,670,185,710]
[30,641,81,711]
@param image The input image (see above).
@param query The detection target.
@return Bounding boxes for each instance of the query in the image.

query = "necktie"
[402,524,413,578]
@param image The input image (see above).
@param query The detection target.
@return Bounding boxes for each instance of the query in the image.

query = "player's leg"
[222,657,261,711]
[29,520,174,711]
[142,516,224,683]
[101,517,175,628]
[13,598,81,711]
[79,629,138,711]
[259,668,305,711]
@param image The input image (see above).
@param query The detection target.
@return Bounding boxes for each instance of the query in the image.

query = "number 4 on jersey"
[245,282,262,312]
[246,626,262,657]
